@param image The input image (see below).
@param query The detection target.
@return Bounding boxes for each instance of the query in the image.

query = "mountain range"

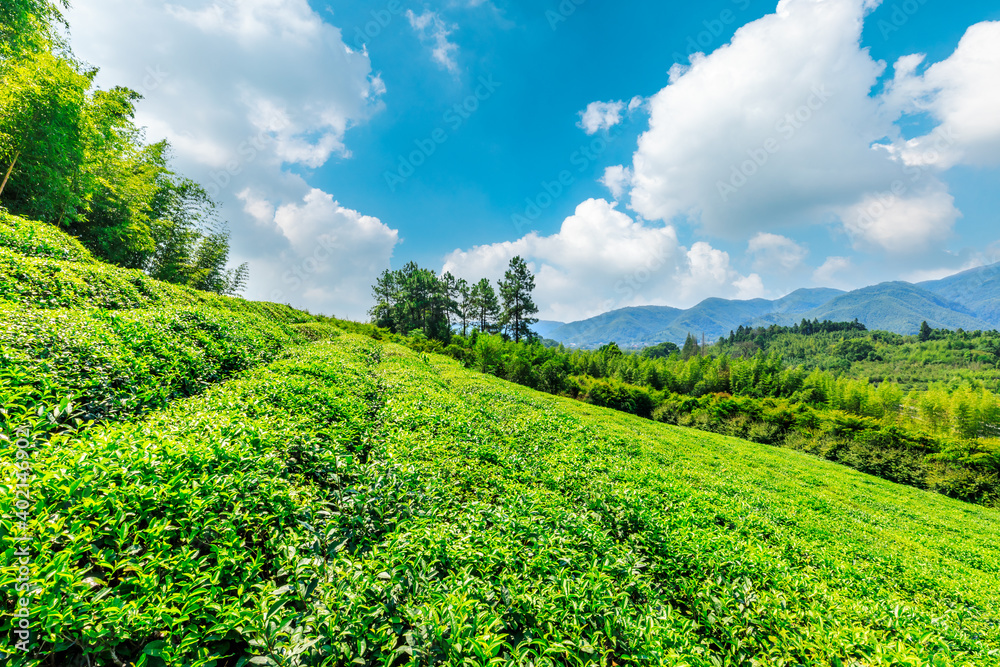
[535,262,1000,349]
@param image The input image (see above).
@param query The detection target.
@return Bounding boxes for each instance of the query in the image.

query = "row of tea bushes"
[7,336,998,665]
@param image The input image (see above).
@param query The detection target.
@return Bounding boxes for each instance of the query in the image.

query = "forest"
[366,267,1000,507]
[0,0,246,294]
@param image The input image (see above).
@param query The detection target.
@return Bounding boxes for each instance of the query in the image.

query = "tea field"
[3,333,999,666]
[2,213,1000,666]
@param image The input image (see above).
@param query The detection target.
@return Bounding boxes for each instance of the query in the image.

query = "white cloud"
[813,256,853,288]
[239,189,399,317]
[64,0,397,319]
[443,199,760,321]
[601,165,633,200]
[406,10,460,74]
[578,100,626,135]
[841,187,959,253]
[619,0,983,256]
[880,21,1000,169]
[747,233,808,272]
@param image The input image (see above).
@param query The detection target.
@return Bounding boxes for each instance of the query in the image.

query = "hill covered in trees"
[540,266,1000,349]
[0,0,247,296]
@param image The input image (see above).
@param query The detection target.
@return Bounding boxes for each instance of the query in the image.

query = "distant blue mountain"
[547,306,682,348]
[532,320,567,339]
[543,264,1000,349]
[760,282,992,333]
[546,288,844,349]
[919,263,1000,328]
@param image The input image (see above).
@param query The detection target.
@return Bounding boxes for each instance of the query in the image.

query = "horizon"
[537,258,1000,326]
[63,0,1000,323]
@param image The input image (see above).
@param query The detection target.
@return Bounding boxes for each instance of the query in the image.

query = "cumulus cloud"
[880,21,1000,169]
[601,165,633,200]
[443,199,760,322]
[841,187,959,253]
[578,101,626,135]
[239,189,399,316]
[813,256,853,288]
[406,10,460,74]
[65,0,398,319]
[747,233,808,272]
[616,0,993,256]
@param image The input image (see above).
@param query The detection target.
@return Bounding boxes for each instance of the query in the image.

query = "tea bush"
[0,213,95,265]
[0,304,303,429]
[4,337,999,666]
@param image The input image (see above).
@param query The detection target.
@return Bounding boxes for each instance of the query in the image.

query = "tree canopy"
[0,1,248,295]
[370,257,539,343]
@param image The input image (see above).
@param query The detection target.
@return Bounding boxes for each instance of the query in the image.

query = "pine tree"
[498,256,539,343]
[451,276,472,336]
[681,332,699,360]
[919,321,932,342]
[470,278,500,334]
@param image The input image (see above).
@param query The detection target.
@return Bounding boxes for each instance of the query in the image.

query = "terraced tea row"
[3,336,998,666]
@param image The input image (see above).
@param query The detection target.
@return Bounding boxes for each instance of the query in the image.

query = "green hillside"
[2,215,1000,666]
[796,283,991,334]
[546,289,844,349]
[920,263,1000,328]
[713,322,1000,392]
[4,334,1000,666]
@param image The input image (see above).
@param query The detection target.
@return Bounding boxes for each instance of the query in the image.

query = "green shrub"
[4,337,1000,665]
[0,304,300,427]
[0,211,94,264]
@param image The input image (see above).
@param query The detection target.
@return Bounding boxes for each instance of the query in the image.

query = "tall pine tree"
[470,278,501,334]
[498,256,539,343]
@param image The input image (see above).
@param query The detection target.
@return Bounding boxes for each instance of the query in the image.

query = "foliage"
[4,336,1000,665]
[0,10,248,294]
[0,0,65,55]
[0,209,93,263]
[0,47,89,221]
[469,277,500,335]
[0,217,315,430]
[422,323,1000,505]
[497,255,539,344]
[369,263,454,342]
[144,169,248,295]
[0,304,301,429]
[370,257,539,344]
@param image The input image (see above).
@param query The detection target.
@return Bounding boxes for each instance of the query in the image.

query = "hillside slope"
[798,282,991,332]
[5,335,999,666]
[0,212,316,426]
[544,265,1000,349]
[920,262,1000,327]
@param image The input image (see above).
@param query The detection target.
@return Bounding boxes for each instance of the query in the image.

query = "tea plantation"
[2,215,1000,666]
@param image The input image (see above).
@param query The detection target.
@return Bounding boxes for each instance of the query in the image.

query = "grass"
[4,335,999,666]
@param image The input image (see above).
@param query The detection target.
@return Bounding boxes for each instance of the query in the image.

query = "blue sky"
[65,0,1000,321]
